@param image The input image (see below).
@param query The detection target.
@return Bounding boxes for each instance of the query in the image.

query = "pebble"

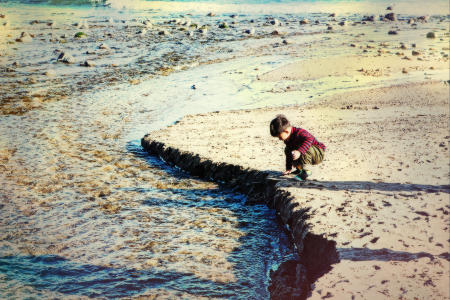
[219,22,229,29]
[0,14,5,18]
[411,50,420,56]
[98,43,110,49]
[143,20,152,28]
[426,32,436,38]
[81,60,95,67]
[270,19,280,26]
[327,26,333,30]
[361,15,375,22]
[17,32,32,43]
[244,28,255,35]
[57,52,75,64]
[299,19,309,25]
[338,21,346,26]
[206,12,216,17]
[384,13,396,21]
[329,13,336,17]
[388,30,398,35]
[402,68,408,74]
[186,31,194,37]
[198,28,207,35]
[282,39,289,45]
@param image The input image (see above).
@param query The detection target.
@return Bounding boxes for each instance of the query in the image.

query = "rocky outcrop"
[141,136,339,299]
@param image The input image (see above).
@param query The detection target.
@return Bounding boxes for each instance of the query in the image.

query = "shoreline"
[142,80,450,299]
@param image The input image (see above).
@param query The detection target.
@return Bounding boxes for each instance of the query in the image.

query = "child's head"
[270,114,291,141]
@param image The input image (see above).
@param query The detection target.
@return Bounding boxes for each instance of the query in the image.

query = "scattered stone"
[198,28,207,35]
[57,52,75,64]
[362,15,375,22]
[412,50,420,56]
[386,6,393,10]
[329,13,336,17]
[388,30,398,35]
[85,50,96,55]
[400,44,407,49]
[282,39,288,45]
[17,32,32,43]
[408,18,415,24]
[350,43,356,47]
[426,32,436,38]
[143,20,152,28]
[315,20,320,24]
[219,22,229,29]
[0,14,5,18]
[206,12,216,17]
[137,28,146,36]
[98,43,110,49]
[299,19,309,25]
[418,16,429,22]
[384,13,396,21]
[30,20,40,25]
[402,68,408,74]
[270,18,280,26]
[271,30,279,35]
[412,43,416,48]
[370,237,380,243]
[74,31,87,38]
[244,28,255,35]
[159,30,169,36]
[338,21,346,26]
[186,31,194,37]
[327,26,333,30]
[81,60,95,67]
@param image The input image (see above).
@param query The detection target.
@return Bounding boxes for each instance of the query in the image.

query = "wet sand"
[144,80,450,299]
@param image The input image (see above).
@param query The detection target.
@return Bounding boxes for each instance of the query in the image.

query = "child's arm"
[283,147,294,174]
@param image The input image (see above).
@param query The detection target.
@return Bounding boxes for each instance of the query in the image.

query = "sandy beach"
[1,0,450,298]
[143,80,449,299]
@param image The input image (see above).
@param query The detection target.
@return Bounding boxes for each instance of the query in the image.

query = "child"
[270,114,326,180]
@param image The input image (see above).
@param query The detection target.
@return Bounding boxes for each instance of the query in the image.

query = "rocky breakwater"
[141,134,339,299]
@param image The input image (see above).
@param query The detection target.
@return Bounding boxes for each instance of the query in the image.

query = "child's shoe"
[294,169,312,181]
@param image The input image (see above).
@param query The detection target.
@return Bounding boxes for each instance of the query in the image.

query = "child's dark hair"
[270,114,290,137]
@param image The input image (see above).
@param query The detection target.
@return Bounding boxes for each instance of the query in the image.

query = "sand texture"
[143,81,449,299]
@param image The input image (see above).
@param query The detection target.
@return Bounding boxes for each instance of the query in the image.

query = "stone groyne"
[141,136,339,299]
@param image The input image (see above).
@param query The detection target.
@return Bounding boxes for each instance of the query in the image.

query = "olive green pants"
[295,145,325,170]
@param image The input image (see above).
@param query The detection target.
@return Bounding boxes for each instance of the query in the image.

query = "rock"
[350,43,356,47]
[74,31,87,38]
[384,13,396,21]
[412,50,420,56]
[282,39,288,45]
[98,43,110,49]
[81,60,95,67]
[388,30,398,35]
[426,32,436,38]
[327,26,333,30]
[0,14,5,18]
[158,30,169,35]
[244,28,255,35]
[412,43,416,48]
[270,18,280,26]
[186,31,194,37]
[206,12,216,17]
[17,32,32,43]
[3,21,9,27]
[400,44,407,49]
[338,21,345,26]
[271,30,279,35]
[386,6,393,10]
[30,20,40,25]
[329,13,336,17]
[57,52,75,64]
[418,16,428,22]
[143,20,152,28]
[218,22,228,29]
[137,28,146,36]
[230,14,237,19]
[198,28,207,35]
[315,20,320,24]
[408,18,415,24]
[299,19,309,25]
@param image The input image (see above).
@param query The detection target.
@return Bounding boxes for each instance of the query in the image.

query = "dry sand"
[146,80,449,299]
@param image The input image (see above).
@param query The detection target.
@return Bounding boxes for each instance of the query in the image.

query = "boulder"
[411,50,420,56]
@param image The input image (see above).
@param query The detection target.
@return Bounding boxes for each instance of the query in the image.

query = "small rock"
[426,32,436,38]
[30,20,40,25]
[329,13,336,17]
[244,28,255,35]
[186,30,194,37]
[400,44,407,49]
[0,14,5,18]
[219,22,228,29]
[57,52,75,64]
[230,14,237,19]
[198,28,207,35]
[206,12,216,17]
[81,60,95,67]
[418,16,429,22]
[98,43,110,49]
[299,19,309,25]
[137,28,146,36]
[17,32,32,43]
[370,237,380,243]
[270,19,280,26]
[408,18,415,24]
[386,6,393,10]
[402,68,408,74]
[350,43,356,47]
[384,13,396,21]
[388,30,398,35]
[143,20,152,28]
[74,31,87,38]
[47,21,55,27]
[362,15,375,22]
[271,30,279,35]
[338,21,346,26]
[315,20,320,24]
[158,30,169,36]
[412,43,416,48]
[412,50,420,56]
[44,69,56,77]
[282,39,288,45]
[327,26,333,30]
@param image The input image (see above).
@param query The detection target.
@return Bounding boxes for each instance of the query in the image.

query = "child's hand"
[282,170,292,176]
[291,150,300,160]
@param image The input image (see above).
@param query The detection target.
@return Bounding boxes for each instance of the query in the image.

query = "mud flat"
[142,81,449,299]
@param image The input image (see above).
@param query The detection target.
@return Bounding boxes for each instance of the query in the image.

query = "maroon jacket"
[284,126,325,170]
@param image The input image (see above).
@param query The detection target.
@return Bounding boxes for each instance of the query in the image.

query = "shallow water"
[1,1,449,298]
